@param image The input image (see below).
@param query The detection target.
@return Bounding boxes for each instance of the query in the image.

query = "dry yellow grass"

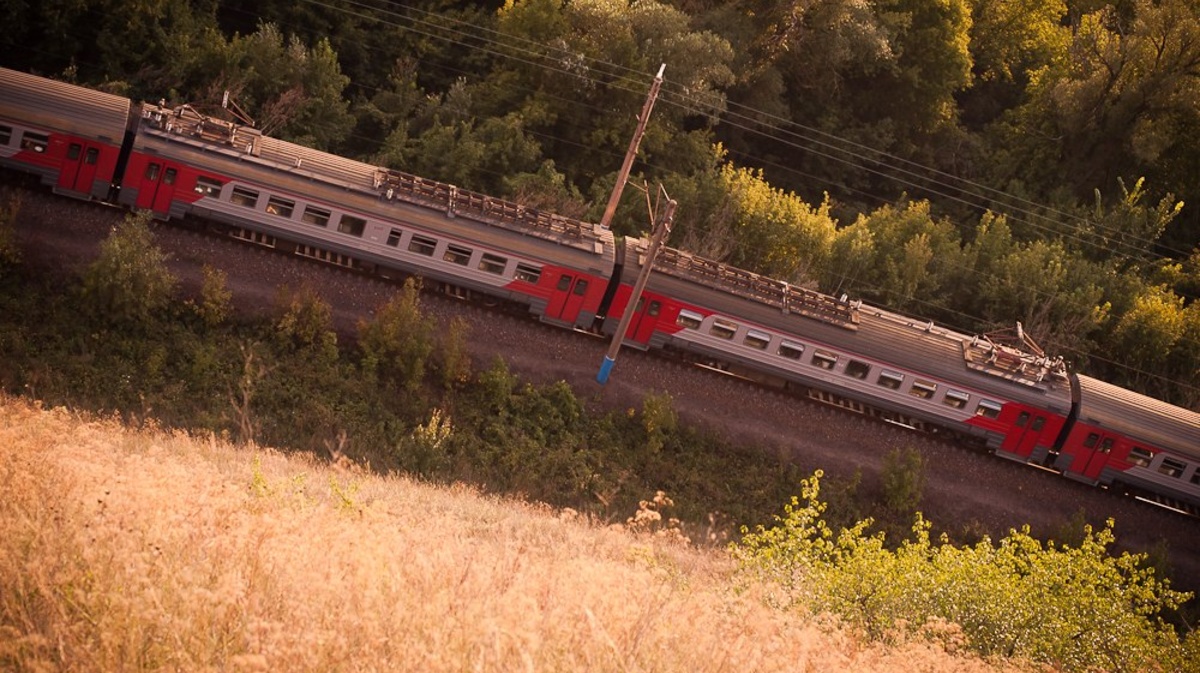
[0,395,1039,672]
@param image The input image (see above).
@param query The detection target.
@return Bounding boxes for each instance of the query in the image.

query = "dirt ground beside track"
[10,185,1199,595]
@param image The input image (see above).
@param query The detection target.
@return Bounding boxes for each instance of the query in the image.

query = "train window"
[744,329,770,350]
[0,125,11,145]
[812,349,838,370]
[1098,436,1113,453]
[845,360,870,380]
[910,380,937,399]
[1191,470,1200,485]
[556,275,571,291]
[778,340,805,360]
[1015,411,1030,427]
[86,147,100,166]
[444,244,472,265]
[573,279,589,296]
[1159,458,1186,478]
[21,132,48,153]
[677,309,703,330]
[230,186,259,208]
[514,263,541,284]
[266,197,295,218]
[1128,446,1153,467]
[878,370,904,390]
[710,318,738,340]
[67,143,81,160]
[409,234,437,256]
[163,167,176,185]
[338,215,366,237]
[1083,432,1100,449]
[646,300,661,317]
[975,400,1002,419]
[195,176,224,197]
[386,229,404,247]
[943,389,970,409]
[302,205,330,227]
[145,163,161,181]
[479,253,507,275]
[1032,417,1046,431]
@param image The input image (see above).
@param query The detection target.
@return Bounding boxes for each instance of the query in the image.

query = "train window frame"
[1128,446,1153,467]
[266,196,295,218]
[230,186,259,208]
[67,143,81,161]
[21,131,48,153]
[479,253,507,275]
[195,176,223,197]
[85,147,100,166]
[877,370,904,390]
[444,243,472,266]
[1098,436,1113,453]
[338,214,367,238]
[1083,432,1100,449]
[744,329,770,350]
[943,389,970,409]
[778,340,805,360]
[1159,457,1186,478]
[812,349,838,370]
[677,309,703,330]
[514,263,541,284]
[145,163,160,181]
[409,234,437,256]
[710,318,738,340]
[0,125,11,145]
[572,279,589,296]
[975,399,1002,419]
[163,167,176,185]
[910,379,937,399]
[845,360,870,380]
[301,205,330,227]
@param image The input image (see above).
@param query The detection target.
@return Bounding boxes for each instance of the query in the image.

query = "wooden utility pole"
[598,64,665,230]
[597,190,676,384]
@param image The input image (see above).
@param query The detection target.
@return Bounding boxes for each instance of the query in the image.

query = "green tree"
[190,264,232,329]
[81,212,177,328]
[880,447,925,517]
[835,200,964,314]
[358,278,435,393]
[990,0,1200,239]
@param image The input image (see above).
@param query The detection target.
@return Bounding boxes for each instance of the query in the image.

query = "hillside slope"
[0,395,1030,672]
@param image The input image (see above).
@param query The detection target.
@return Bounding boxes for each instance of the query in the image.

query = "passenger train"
[2,66,1198,514]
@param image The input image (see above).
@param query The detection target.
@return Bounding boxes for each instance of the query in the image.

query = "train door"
[546,271,591,324]
[622,297,661,348]
[1063,430,1116,482]
[134,160,180,215]
[56,141,103,196]
[1002,410,1051,458]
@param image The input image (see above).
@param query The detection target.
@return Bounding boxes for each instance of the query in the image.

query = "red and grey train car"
[2,66,1199,513]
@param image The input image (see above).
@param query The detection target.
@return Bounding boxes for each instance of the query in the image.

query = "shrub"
[733,471,1196,672]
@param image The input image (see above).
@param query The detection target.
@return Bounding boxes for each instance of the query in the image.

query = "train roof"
[136,101,609,257]
[633,239,1075,413]
[1076,374,1200,460]
[0,68,131,143]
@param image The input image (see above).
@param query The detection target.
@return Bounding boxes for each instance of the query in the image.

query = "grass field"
[0,395,1033,672]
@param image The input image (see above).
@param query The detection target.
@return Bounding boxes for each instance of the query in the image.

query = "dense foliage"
[4,0,1200,405]
[733,471,1200,672]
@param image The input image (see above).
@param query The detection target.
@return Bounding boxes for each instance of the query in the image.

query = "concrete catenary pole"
[597,193,675,384]
[598,64,665,230]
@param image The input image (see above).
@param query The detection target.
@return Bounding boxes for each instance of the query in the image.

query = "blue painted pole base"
[597,356,616,384]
